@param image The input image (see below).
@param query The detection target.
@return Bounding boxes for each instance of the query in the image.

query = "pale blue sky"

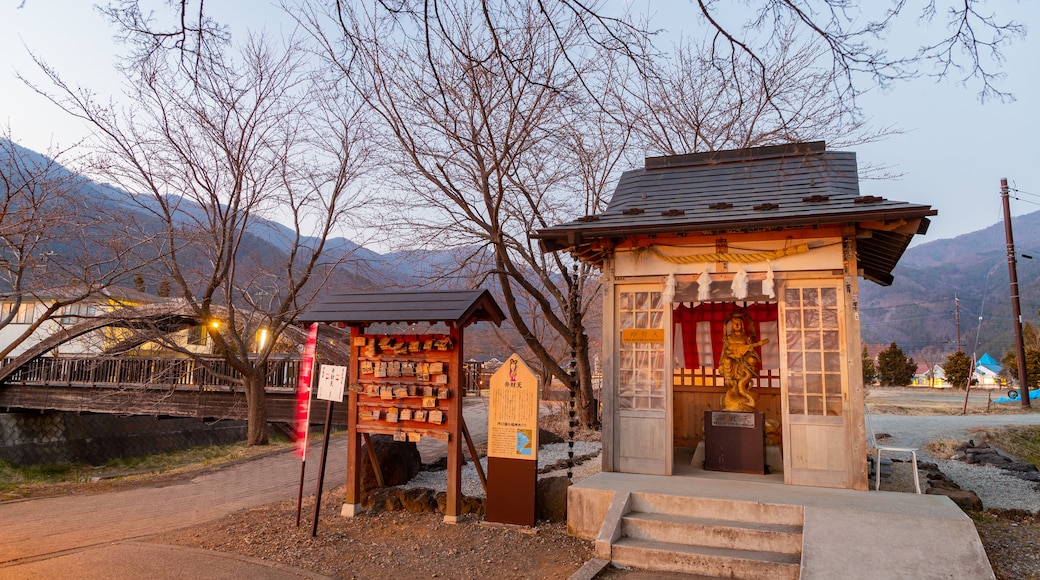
[2,1,1037,246]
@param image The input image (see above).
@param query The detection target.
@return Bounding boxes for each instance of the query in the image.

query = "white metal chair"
[865,406,921,494]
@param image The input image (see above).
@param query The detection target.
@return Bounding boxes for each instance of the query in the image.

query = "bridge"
[0,354,355,424]
[0,302,354,424]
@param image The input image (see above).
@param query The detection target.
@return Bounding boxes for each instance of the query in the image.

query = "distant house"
[0,286,222,358]
[0,286,156,357]
[974,353,1002,386]
[913,363,946,387]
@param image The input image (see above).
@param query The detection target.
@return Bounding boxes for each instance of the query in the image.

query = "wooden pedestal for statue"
[703,411,765,474]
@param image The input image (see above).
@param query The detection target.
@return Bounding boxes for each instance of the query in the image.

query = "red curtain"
[673,302,778,369]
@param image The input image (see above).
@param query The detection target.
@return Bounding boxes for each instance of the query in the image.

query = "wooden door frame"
[607,278,673,475]
[778,278,854,488]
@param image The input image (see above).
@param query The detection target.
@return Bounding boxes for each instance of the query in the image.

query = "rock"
[538,428,564,446]
[400,488,438,513]
[434,492,485,515]
[919,461,941,476]
[931,481,963,493]
[361,435,422,490]
[363,487,477,514]
[423,457,448,472]
[364,487,404,513]
[461,495,485,515]
[420,454,468,472]
[536,476,570,523]
[1003,461,1039,473]
[928,487,984,511]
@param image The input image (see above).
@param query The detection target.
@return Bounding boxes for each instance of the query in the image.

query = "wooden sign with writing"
[486,353,539,527]
[621,328,665,343]
[487,355,539,460]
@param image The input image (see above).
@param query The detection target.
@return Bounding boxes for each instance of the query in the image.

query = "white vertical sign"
[316,364,347,402]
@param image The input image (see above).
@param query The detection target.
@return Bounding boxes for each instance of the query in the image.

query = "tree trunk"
[573,331,599,429]
[243,371,269,446]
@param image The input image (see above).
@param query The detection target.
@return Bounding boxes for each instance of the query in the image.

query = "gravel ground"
[152,393,1040,580]
[404,441,603,497]
[936,459,1040,512]
[869,411,1040,512]
[155,445,604,580]
[868,400,1040,580]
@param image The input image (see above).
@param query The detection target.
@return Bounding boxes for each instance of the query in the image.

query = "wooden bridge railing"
[1,355,304,393]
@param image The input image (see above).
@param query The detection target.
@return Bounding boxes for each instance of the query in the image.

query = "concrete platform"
[569,467,994,579]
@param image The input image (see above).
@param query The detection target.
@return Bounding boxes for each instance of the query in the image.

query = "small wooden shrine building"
[299,289,505,520]
[533,142,935,489]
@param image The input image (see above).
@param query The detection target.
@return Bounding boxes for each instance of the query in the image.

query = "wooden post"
[445,325,464,523]
[343,325,363,516]
[1002,178,1031,407]
[461,416,487,494]
[363,432,384,487]
[311,400,335,537]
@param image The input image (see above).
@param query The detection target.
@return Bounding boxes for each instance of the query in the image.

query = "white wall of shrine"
[612,237,845,278]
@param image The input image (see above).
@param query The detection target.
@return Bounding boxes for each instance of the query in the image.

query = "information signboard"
[486,353,539,527]
[316,364,347,402]
[487,354,539,460]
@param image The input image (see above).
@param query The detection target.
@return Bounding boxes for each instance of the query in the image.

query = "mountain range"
[0,138,471,292]
[6,138,1038,363]
[859,209,1040,363]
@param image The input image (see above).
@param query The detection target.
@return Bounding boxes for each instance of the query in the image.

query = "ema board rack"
[350,334,457,443]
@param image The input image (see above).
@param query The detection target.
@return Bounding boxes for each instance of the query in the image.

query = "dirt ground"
[111,389,1040,578]
[154,490,592,580]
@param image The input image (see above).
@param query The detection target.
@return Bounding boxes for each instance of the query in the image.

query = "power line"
[1010,195,1040,208]
[1010,187,1039,198]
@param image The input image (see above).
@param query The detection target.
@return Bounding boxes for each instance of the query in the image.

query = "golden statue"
[719,311,768,412]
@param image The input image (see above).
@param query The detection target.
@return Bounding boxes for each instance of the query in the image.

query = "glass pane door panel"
[618,289,665,411]
[784,285,844,417]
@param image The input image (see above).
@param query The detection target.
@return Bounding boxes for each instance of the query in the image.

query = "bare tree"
[0,130,148,360]
[115,1,1025,108]
[28,29,370,445]
[298,0,625,427]
[691,1,1025,103]
[617,30,896,156]
[916,345,946,386]
[78,0,1025,432]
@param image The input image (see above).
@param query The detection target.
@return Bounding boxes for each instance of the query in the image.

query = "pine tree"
[133,274,146,293]
[877,342,916,386]
[157,278,170,298]
[862,345,877,386]
[942,350,972,389]
[1001,348,1040,390]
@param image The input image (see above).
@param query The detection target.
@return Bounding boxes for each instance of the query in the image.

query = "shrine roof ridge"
[298,289,505,327]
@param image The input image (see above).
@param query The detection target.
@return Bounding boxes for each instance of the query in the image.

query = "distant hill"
[0,138,392,292]
[17,137,1031,365]
[859,210,1040,362]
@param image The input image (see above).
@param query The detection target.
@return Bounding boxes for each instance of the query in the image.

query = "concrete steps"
[606,493,803,579]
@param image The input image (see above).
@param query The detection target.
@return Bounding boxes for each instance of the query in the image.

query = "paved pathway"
[0,436,347,577]
[0,397,491,578]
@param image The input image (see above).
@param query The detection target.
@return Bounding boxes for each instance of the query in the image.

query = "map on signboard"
[516,429,533,456]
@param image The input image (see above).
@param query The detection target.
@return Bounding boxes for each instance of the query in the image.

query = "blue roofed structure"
[974,353,1002,386]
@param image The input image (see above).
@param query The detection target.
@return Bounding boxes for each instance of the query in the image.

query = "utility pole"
[1002,178,1031,408]
[955,296,961,352]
